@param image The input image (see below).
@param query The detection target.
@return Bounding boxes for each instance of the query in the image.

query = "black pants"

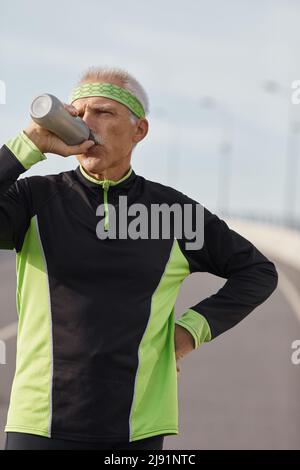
[5,432,164,450]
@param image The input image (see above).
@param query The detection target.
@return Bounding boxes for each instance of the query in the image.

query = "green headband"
[69,82,145,118]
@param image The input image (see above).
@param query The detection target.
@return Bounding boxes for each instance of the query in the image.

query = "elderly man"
[1,66,278,450]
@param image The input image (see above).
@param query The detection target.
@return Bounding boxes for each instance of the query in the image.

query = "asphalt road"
[0,250,299,450]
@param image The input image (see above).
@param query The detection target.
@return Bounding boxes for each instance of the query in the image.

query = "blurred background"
[0,0,300,450]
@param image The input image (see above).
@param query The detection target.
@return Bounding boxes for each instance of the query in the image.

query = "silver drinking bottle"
[30,93,101,146]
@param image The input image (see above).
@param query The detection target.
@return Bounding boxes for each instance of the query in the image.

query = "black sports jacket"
[0,131,278,442]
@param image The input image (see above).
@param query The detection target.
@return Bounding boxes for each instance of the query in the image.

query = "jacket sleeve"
[0,131,47,251]
[175,201,278,349]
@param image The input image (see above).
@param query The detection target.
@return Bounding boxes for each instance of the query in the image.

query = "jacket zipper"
[78,165,133,232]
[102,180,110,231]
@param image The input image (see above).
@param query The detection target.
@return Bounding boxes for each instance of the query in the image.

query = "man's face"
[72,83,148,174]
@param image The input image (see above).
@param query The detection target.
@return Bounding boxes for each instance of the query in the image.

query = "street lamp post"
[218,140,232,216]
[152,106,181,187]
[198,97,235,217]
[262,80,300,227]
[285,116,300,227]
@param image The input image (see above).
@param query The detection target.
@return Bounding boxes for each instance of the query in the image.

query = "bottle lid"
[30,94,53,118]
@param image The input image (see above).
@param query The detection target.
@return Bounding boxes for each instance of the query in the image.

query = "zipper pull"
[102,180,110,192]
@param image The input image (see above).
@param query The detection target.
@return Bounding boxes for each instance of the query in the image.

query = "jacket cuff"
[5,131,47,170]
[175,308,212,349]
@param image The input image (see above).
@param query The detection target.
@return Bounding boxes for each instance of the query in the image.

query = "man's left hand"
[174,324,195,376]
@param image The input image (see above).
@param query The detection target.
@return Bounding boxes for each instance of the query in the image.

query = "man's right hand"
[23,103,95,157]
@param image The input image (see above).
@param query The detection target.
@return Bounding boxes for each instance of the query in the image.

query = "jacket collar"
[75,164,137,191]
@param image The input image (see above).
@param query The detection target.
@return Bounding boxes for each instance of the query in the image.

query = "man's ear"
[133,118,149,144]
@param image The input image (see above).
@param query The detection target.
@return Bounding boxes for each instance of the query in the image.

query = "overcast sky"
[1,0,300,221]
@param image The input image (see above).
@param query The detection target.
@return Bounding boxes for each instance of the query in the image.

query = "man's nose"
[82,110,97,129]
[82,109,92,124]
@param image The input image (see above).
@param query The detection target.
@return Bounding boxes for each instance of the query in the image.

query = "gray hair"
[77,66,149,125]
